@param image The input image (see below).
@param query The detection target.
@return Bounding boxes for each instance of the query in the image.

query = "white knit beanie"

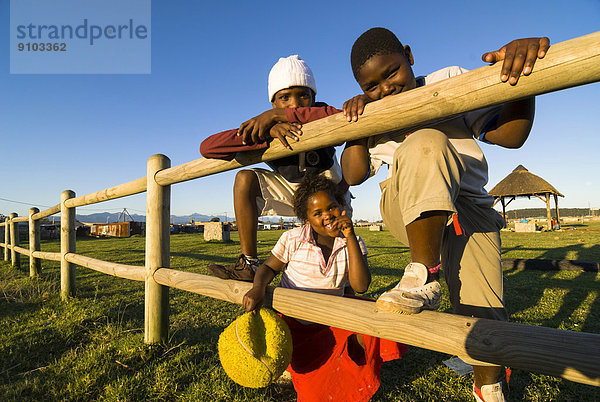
[268,55,317,102]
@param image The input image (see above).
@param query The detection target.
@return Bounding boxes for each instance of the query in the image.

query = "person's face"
[356,47,416,101]
[271,86,315,109]
[305,191,342,239]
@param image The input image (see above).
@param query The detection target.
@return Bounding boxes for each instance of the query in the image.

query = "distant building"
[88,221,144,238]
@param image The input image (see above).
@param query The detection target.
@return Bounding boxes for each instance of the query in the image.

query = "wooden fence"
[1,31,600,386]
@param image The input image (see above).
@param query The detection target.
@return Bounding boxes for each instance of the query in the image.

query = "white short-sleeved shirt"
[271,224,368,296]
[367,66,501,208]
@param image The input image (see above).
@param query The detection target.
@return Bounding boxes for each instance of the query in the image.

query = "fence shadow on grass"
[503,242,600,332]
[0,270,60,321]
[502,242,600,263]
[0,299,46,322]
[539,242,600,267]
[0,296,145,384]
[504,266,600,334]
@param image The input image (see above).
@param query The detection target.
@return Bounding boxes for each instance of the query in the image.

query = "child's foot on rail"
[376,262,441,314]
[207,254,258,281]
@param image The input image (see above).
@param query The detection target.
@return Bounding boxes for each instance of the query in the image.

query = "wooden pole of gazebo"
[553,194,561,228]
[545,193,552,230]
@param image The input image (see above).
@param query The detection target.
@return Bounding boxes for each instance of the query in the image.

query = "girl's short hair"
[292,173,347,222]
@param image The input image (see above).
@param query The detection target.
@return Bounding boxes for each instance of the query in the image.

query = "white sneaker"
[473,382,505,402]
[376,262,441,314]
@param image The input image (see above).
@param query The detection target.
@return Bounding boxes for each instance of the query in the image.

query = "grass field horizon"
[1,224,599,400]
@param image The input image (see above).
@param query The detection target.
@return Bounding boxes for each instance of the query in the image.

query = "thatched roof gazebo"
[489,165,564,230]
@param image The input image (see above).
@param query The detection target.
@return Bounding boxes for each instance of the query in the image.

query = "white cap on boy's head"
[268,55,317,102]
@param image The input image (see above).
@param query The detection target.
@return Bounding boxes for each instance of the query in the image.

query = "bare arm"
[242,253,286,312]
[334,211,370,293]
[341,139,370,185]
[483,98,535,148]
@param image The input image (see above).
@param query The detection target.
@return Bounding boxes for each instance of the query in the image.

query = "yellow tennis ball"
[218,308,293,388]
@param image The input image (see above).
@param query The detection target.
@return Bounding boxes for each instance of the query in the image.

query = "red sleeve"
[199,128,268,160]
[285,105,342,125]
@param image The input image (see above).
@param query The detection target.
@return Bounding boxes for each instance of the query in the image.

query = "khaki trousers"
[380,129,507,323]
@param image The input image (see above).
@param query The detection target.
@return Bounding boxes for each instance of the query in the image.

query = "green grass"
[1,224,599,401]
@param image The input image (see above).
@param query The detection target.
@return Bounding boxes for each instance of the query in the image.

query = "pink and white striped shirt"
[272,224,368,296]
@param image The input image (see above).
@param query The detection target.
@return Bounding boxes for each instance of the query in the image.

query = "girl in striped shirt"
[243,174,406,402]
[243,173,369,301]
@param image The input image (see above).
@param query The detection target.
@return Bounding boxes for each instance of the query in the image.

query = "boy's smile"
[306,191,342,239]
[271,86,315,109]
[356,49,417,101]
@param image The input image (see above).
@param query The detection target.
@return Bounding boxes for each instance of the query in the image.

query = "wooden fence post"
[9,213,20,268]
[61,190,76,299]
[29,207,41,277]
[3,217,9,262]
[145,154,170,343]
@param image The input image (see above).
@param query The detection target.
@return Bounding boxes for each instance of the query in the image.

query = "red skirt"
[280,300,407,402]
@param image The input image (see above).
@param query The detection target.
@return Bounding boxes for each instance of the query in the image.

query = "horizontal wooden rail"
[6,247,60,264]
[32,250,61,262]
[32,204,61,220]
[154,31,600,187]
[65,253,145,281]
[154,268,249,304]
[153,268,600,387]
[12,216,28,223]
[13,245,30,256]
[64,177,146,208]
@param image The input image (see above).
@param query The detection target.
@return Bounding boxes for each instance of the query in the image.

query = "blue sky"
[1,0,599,221]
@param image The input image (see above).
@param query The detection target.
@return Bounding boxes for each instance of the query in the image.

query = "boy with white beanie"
[201,55,350,280]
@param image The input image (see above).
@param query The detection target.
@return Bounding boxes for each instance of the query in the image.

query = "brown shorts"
[252,168,352,217]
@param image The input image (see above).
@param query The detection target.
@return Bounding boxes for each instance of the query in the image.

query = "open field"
[1,224,599,401]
